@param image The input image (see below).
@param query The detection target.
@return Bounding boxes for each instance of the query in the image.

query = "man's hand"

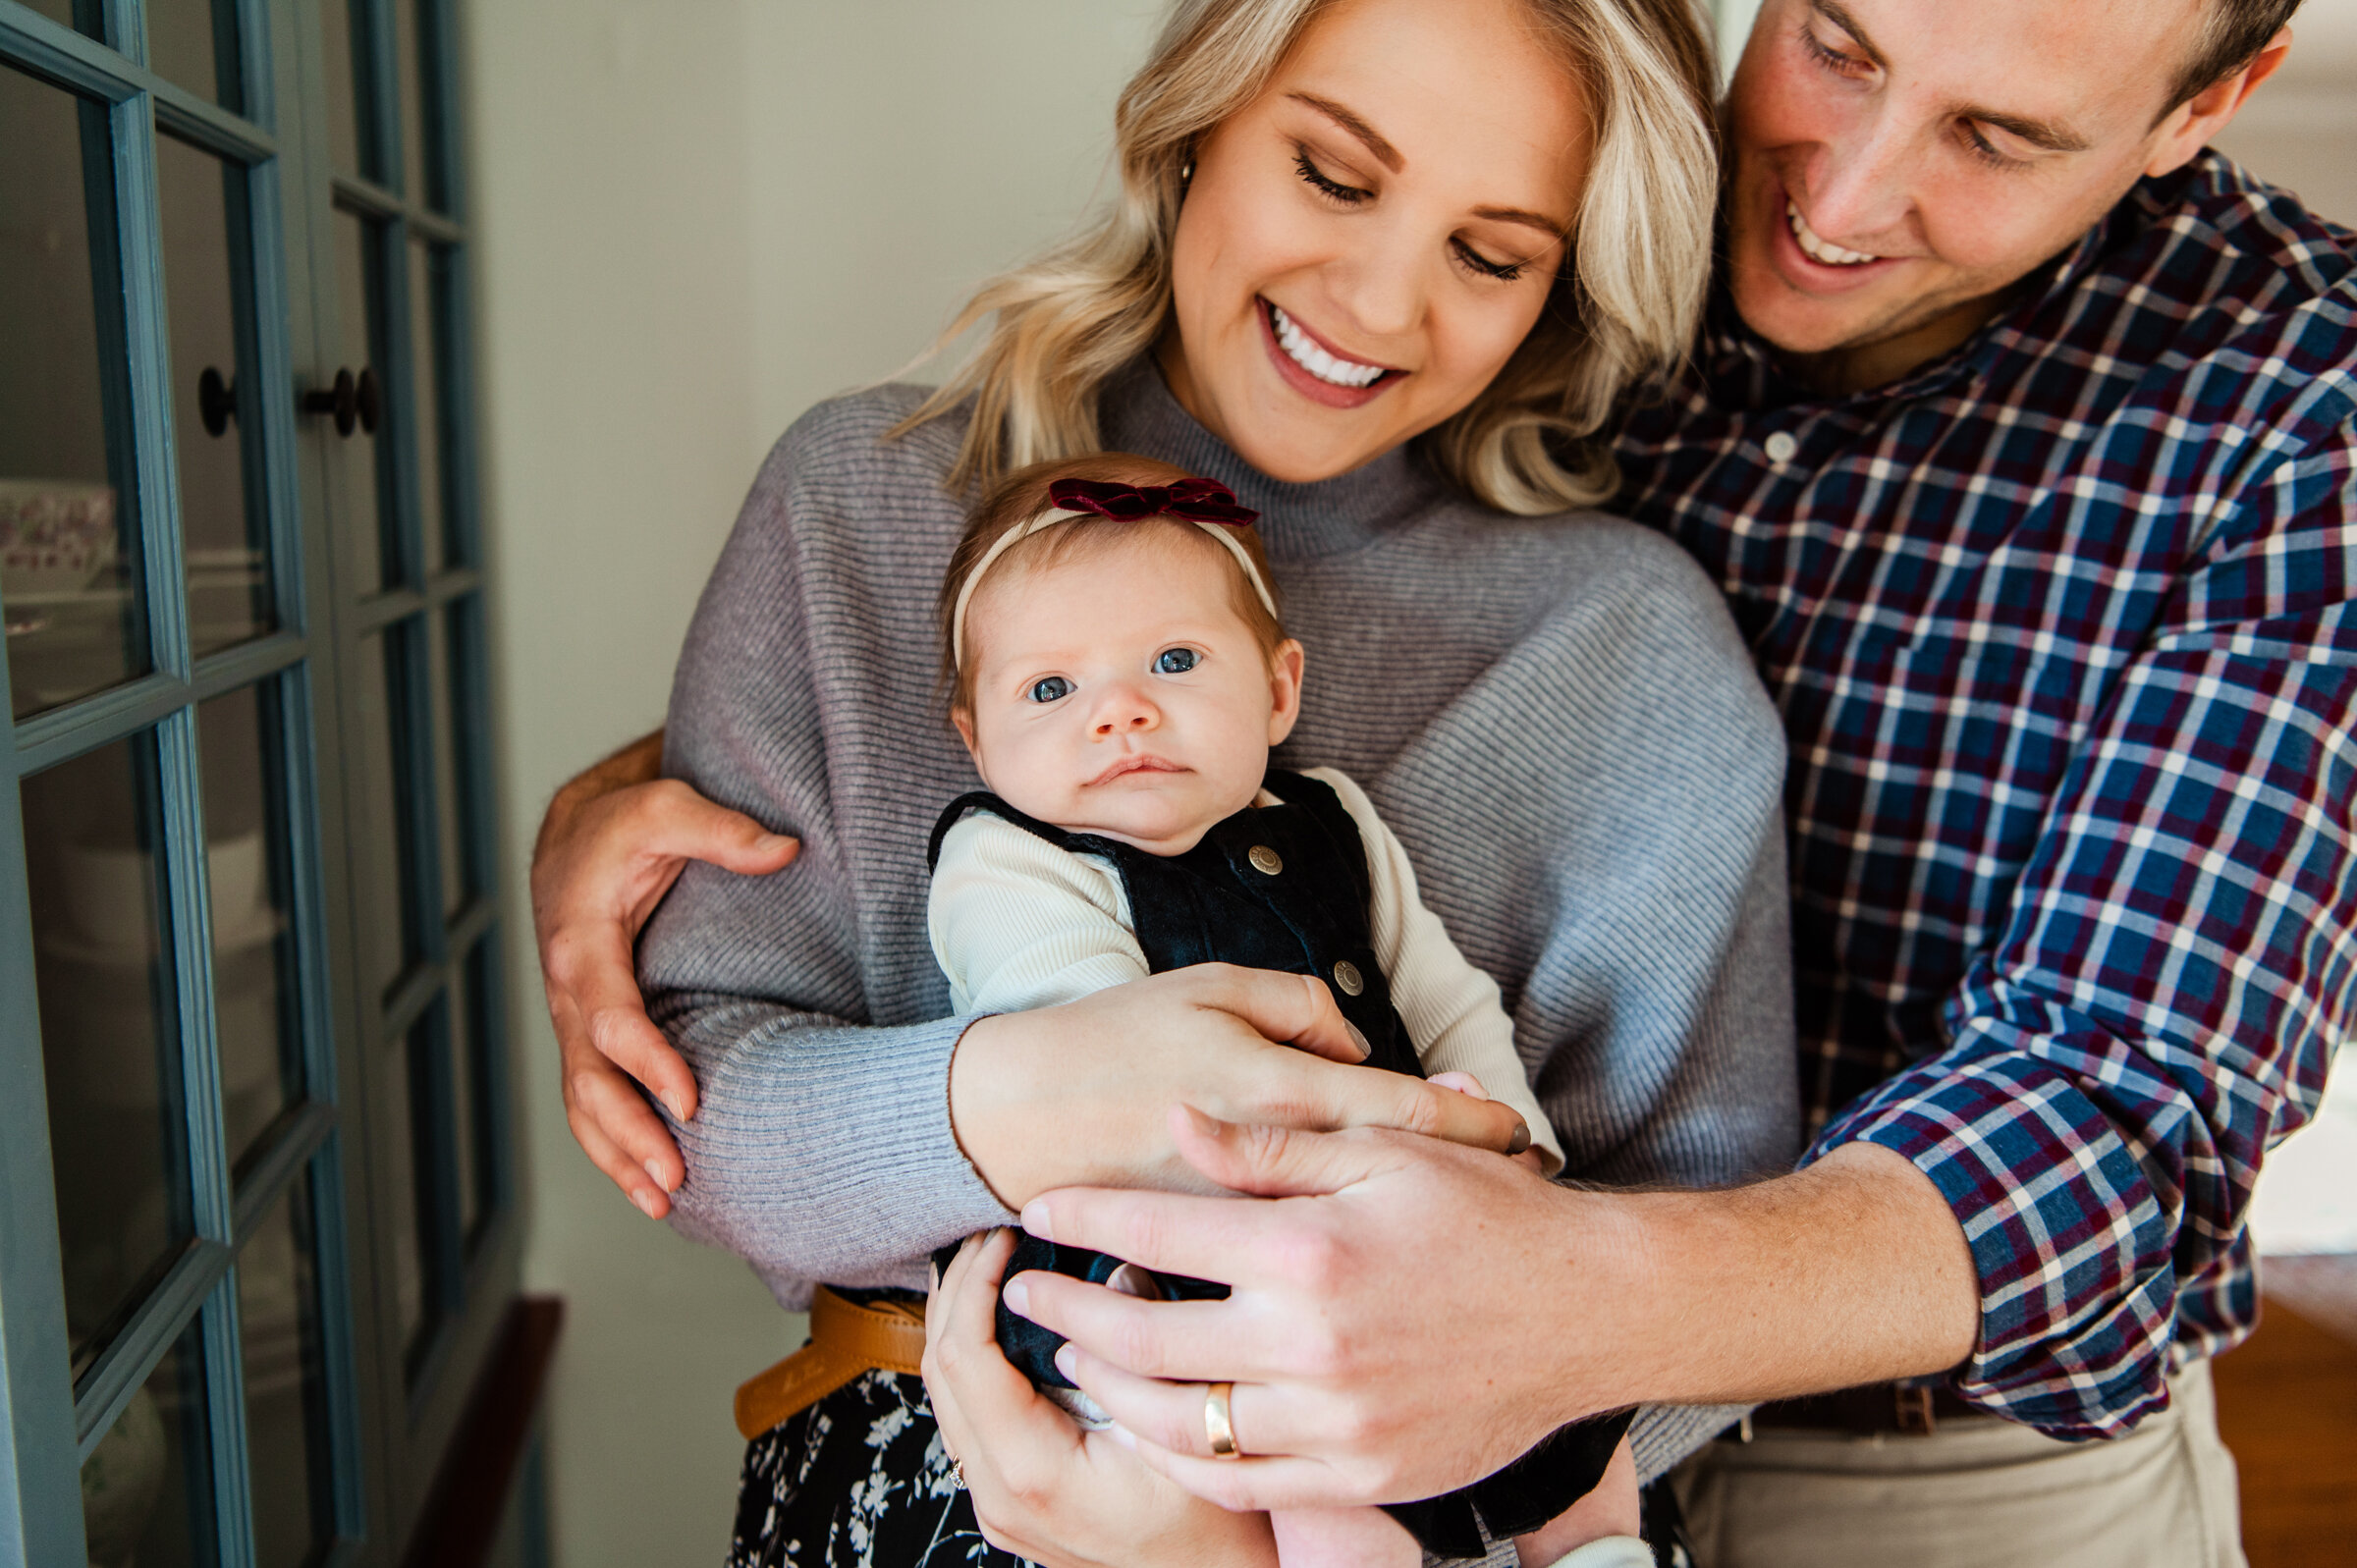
[1005,1108,1978,1513]
[531,730,798,1217]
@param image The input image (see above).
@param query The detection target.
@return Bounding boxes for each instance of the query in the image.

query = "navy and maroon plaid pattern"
[1614,150,2357,1438]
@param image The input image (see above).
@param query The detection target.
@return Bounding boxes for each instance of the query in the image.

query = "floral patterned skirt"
[729,1367,1032,1568]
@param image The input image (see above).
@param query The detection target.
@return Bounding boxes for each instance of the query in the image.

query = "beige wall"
[460,3,2355,1563]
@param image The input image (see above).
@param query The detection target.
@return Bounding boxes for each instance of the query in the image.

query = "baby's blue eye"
[1154,647,1199,675]
[1028,676,1074,704]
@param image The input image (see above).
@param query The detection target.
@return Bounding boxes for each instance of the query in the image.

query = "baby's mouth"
[1087,756,1184,786]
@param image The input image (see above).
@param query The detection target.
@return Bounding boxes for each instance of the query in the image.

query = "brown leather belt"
[1743,1381,1983,1438]
[734,1286,929,1439]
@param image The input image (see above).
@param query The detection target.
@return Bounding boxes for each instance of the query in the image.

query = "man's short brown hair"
[2167,0,2302,112]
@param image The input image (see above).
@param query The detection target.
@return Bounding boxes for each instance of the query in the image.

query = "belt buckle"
[1893,1384,1937,1436]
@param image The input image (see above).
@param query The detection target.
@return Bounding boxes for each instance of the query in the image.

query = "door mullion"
[115,86,192,683]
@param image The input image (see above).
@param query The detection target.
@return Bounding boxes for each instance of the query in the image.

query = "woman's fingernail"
[1507,1119,1532,1155]
[1107,1422,1138,1450]
[1003,1276,1030,1317]
[1019,1201,1054,1241]
[1054,1344,1078,1382]
[1346,1022,1371,1060]
[630,1188,663,1218]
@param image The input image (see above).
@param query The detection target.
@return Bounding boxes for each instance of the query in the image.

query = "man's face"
[1724,0,2220,365]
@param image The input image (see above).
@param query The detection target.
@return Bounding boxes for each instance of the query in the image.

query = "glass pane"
[80,1319,218,1568]
[394,0,430,203]
[25,734,192,1376]
[1,66,149,719]
[20,0,100,45]
[158,134,274,657]
[239,1180,333,1568]
[353,629,423,998]
[147,0,245,114]
[327,210,395,593]
[384,1011,445,1372]
[410,240,453,570]
[428,608,465,920]
[319,0,370,182]
[450,951,482,1241]
[199,684,301,1170]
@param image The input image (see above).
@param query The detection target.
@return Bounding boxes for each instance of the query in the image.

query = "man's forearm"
[1582,1142,1979,1408]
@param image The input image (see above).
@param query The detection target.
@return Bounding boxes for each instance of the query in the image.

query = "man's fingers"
[563,1092,674,1218]
[565,1052,687,1197]
[1063,1349,1306,1462]
[1004,1271,1278,1386]
[554,923,700,1122]
[634,781,799,877]
[1016,1178,1298,1284]
[1168,1105,1397,1201]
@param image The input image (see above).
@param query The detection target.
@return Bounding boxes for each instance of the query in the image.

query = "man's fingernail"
[630,1188,663,1218]
[1345,1022,1371,1060]
[1020,1201,1054,1241]
[760,833,795,851]
[664,1094,689,1122]
[1054,1344,1078,1382]
[1507,1119,1532,1156]
[1003,1276,1030,1317]
[644,1159,675,1193]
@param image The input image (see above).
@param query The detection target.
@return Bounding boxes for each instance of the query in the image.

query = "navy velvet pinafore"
[925,771,1631,1559]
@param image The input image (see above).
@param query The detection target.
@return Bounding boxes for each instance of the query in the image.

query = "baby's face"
[955,527,1303,855]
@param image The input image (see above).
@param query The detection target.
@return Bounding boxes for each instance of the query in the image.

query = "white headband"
[949,507,1280,672]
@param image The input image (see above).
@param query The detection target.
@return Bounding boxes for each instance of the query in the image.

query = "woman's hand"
[924,1229,1279,1568]
[947,965,1534,1209]
[1002,1107,1627,1512]
[531,730,799,1217]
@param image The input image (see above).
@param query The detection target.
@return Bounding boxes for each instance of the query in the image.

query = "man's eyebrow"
[1287,92,1401,171]
[1812,0,2089,155]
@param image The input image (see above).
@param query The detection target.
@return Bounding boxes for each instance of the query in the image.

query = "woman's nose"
[1325,216,1427,342]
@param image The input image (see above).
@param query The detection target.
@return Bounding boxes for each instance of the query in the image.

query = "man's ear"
[2146,25,2293,178]
[1265,638,1306,746]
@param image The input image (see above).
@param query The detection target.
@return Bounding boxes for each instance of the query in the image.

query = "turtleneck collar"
[1099,359,1448,563]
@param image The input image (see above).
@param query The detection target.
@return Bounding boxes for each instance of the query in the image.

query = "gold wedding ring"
[1204,1380,1239,1459]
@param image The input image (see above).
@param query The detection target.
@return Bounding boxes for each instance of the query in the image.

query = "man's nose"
[1802,105,1916,247]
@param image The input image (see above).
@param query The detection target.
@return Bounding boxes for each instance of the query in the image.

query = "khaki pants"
[1672,1362,2245,1568]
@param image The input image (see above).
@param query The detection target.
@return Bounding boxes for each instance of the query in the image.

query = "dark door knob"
[198,366,237,436]
[301,366,381,437]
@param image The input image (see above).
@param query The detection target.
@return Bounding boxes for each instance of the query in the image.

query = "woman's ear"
[1265,639,1306,745]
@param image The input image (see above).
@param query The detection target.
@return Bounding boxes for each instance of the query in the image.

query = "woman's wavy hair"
[892,0,1721,515]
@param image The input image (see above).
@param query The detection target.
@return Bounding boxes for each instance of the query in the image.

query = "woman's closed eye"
[1153,647,1200,675]
[1027,676,1075,704]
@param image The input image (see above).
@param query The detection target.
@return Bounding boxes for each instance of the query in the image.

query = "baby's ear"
[951,707,980,756]
[1265,638,1306,745]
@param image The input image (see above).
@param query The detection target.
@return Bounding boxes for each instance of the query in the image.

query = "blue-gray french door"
[0,0,516,1563]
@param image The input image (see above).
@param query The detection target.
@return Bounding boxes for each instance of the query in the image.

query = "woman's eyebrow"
[1473,205,1570,240]
[1287,92,1401,171]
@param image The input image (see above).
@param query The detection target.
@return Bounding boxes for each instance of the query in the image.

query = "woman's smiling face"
[1158,0,1591,485]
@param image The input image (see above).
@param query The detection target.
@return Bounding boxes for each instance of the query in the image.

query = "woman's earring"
[1180,158,1195,189]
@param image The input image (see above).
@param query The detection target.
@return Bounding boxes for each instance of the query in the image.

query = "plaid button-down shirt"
[1613,150,2357,1439]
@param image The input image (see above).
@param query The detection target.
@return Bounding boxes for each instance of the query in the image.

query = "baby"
[927,453,1649,1568]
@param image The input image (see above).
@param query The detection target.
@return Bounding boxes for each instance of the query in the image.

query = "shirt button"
[1764,430,1798,464]
[1332,960,1364,997]
[1248,845,1283,876]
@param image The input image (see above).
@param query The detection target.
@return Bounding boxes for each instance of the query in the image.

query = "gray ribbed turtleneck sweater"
[641,363,1799,1490]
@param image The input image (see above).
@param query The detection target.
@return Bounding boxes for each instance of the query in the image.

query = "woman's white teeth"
[1786,201,1879,266]
[1270,304,1387,388]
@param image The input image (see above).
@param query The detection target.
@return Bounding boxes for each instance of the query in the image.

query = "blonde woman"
[534,0,1794,1563]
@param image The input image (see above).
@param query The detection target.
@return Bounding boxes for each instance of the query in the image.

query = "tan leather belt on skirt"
[735,1286,928,1440]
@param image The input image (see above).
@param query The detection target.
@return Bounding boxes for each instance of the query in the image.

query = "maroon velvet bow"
[1048,476,1260,527]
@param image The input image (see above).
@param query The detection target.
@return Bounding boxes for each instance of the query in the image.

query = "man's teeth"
[1786,200,1880,266]
[1270,304,1387,388]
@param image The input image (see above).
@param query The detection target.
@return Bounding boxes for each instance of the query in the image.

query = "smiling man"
[1602,0,2353,1558]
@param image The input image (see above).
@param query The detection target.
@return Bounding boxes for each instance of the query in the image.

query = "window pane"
[158,134,275,657]
[428,608,466,920]
[353,629,423,999]
[1,65,149,719]
[450,949,482,1241]
[198,684,301,1170]
[410,240,454,570]
[393,0,432,204]
[240,1179,334,1568]
[19,0,99,45]
[80,1319,218,1568]
[146,0,245,114]
[25,733,192,1376]
[327,210,393,593]
[318,0,371,182]
[382,1010,446,1373]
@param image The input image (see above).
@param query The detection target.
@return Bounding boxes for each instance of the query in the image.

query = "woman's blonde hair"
[893,0,1721,515]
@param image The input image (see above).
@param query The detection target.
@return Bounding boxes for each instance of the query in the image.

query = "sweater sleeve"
[929,814,1151,1013]
[1305,769,1565,1174]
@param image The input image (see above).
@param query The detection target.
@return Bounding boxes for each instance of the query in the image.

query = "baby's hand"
[1425,1072,1538,1164]
[1512,1434,1643,1566]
